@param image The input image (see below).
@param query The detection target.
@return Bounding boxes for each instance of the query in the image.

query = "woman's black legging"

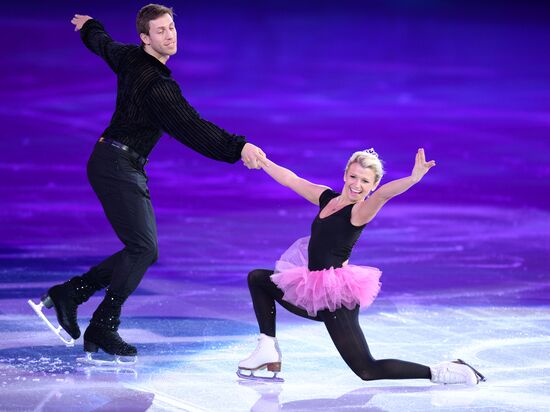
[247,269,431,381]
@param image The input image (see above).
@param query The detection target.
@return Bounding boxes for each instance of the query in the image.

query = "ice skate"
[79,363,138,379]
[78,327,137,366]
[237,334,284,382]
[27,296,75,347]
[28,276,99,346]
[430,359,486,385]
[76,344,137,366]
[455,359,486,382]
[78,290,137,366]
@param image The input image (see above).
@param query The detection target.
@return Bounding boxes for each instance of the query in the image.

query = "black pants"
[81,142,158,298]
[248,269,431,381]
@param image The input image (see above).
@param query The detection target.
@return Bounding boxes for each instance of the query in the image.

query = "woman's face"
[342,163,377,202]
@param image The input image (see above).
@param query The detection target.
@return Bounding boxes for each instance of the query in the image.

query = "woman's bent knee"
[247,269,270,286]
[354,367,381,381]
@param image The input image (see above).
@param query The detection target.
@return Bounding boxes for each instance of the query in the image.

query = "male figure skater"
[29,4,266,362]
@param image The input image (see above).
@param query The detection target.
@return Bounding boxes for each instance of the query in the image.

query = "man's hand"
[411,148,436,183]
[241,143,267,170]
[71,14,93,31]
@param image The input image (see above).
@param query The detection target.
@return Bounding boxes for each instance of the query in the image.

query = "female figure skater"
[237,148,485,385]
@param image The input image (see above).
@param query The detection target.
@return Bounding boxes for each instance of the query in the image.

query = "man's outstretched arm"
[71,14,132,73]
[146,80,265,168]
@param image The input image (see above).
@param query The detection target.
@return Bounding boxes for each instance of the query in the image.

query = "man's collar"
[139,46,172,76]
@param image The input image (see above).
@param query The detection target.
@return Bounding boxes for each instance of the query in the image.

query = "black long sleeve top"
[80,19,246,161]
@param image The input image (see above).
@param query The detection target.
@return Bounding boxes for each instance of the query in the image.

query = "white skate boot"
[237,334,283,382]
[430,359,486,385]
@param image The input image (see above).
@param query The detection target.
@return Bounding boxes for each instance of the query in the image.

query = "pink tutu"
[271,237,382,316]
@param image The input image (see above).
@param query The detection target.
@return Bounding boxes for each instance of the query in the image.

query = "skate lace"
[246,338,263,360]
[68,306,78,322]
[56,298,78,328]
[51,287,78,322]
[101,330,134,353]
[113,333,133,350]
[439,364,466,383]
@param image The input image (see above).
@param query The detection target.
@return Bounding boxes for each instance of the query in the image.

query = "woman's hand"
[241,143,267,169]
[411,148,436,183]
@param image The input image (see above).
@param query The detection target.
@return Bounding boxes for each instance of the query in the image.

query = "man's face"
[141,13,177,59]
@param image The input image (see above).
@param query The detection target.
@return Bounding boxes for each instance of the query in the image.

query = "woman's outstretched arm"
[260,158,329,205]
[354,148,436,225]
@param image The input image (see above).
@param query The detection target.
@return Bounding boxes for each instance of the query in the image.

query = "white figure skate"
[237,334,284,382]
[430,359,486,385]
[27,297,75,347]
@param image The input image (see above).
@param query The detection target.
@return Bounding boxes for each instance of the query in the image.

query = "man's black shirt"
[80,19,246,160]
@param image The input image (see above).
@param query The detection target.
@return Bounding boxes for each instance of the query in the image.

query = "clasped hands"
[241,143,267,170]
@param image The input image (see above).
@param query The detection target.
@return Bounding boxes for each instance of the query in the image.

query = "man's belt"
[98,137,148,167]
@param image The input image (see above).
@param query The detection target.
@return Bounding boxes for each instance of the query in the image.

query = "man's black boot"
[83,290,137,357]
[42,276,100,339]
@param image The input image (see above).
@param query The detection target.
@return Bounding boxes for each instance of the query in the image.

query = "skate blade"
[77,352,137,366]
[27,299,75,347]
[456,359,487,383]
[236,368,284,383]
[78,362,138,378]
[82,366,137,378]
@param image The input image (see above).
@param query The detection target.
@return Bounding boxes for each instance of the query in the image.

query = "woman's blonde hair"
[344,148,384,185]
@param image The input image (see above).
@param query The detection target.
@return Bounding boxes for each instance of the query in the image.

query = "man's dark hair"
[136,4,174,36]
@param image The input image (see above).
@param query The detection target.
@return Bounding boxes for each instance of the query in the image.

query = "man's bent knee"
[128,241,158,265]
[147,242,159,265]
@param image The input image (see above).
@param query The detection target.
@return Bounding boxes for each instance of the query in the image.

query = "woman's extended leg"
[319,306,431,380]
